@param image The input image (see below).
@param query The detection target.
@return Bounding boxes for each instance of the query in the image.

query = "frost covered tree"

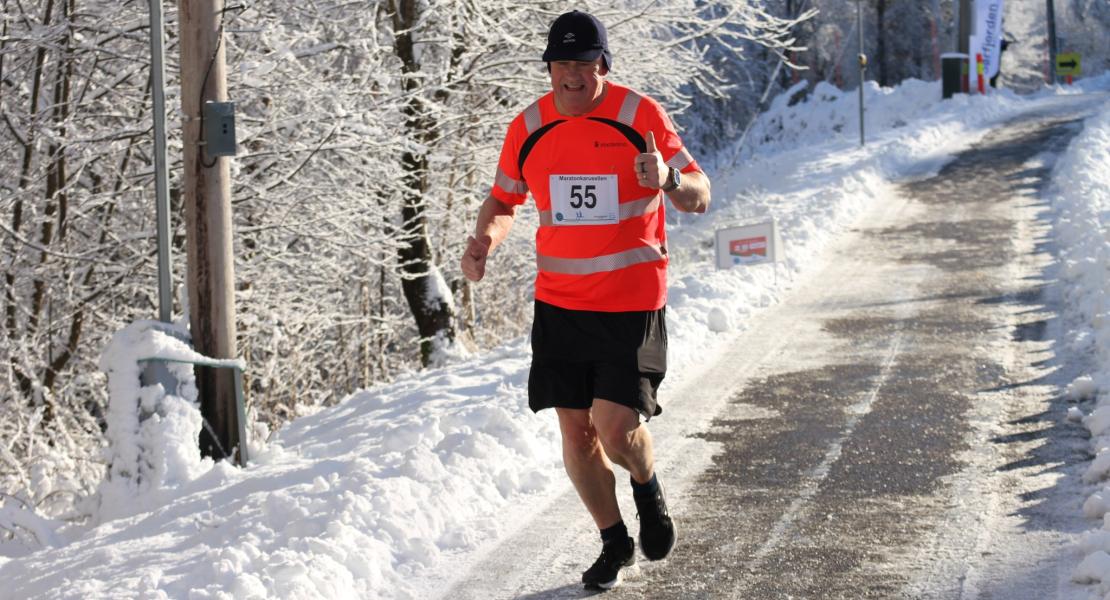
[763,0,955,90]
[1,0,175,521]
[678,0,817,161]
[873,0,946,86]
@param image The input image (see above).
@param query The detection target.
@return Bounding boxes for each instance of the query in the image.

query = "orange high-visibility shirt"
[490,83,700,312]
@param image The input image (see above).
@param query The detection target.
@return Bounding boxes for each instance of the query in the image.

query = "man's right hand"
[461,235,491,282]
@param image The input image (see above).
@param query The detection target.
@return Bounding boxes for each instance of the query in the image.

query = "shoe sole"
[594,571,621,590]
[584,562,638,590]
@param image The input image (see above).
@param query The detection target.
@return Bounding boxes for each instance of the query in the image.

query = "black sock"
[631,472,660,497]
[600,521,628,545]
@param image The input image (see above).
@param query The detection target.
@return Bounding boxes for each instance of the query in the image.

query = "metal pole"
[1046,0,1058,83]
[149,0,172,323]
[857,0,866,147]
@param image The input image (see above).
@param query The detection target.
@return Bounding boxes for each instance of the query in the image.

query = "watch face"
[666,167,680,191]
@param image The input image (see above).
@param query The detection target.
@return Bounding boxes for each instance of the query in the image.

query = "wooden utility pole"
[179,0,241,462]
[958,0,972,55]
[957,0,973,94]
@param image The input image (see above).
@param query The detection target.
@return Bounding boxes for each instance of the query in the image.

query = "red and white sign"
[730,236,767,258]
[716,220,781,268]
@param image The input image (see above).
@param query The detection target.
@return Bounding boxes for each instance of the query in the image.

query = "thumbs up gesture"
[634,131,667,190]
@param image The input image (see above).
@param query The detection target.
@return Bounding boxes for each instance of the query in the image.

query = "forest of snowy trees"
[1,0,1107,526]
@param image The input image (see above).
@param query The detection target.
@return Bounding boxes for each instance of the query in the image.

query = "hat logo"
[563,32,575,43]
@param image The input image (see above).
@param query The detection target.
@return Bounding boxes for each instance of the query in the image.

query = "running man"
[461,10,711,590]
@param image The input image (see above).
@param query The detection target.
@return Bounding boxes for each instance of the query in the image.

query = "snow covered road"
[445,96,1103,600]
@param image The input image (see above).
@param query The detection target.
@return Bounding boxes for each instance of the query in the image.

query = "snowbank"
[1050,95,1110,593]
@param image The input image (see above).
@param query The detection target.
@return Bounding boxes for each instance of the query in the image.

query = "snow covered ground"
[2,75,1109,599]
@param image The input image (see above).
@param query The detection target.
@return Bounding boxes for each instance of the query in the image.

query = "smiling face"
[549,58,608,116]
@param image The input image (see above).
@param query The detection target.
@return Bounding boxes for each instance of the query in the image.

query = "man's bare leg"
[555,407,622,528]
[591,398,654,484]
[591,398,675,561]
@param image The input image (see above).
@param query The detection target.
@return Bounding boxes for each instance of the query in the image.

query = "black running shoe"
[582,536,636,590]
[635,484,676,560]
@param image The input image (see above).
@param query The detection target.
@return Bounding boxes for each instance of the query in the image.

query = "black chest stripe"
[518,120,566,175]
[518,117,648,174]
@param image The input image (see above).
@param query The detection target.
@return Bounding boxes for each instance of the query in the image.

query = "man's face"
[550,58,607,116]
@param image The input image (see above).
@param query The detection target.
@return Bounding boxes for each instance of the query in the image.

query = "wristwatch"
[662,167,681,192]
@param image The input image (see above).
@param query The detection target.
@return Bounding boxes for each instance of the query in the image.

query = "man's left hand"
[634,131,668,190]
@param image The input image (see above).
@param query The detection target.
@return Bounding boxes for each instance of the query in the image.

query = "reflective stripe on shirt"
[618,193,661,221]
[523,101,542,134]
[536,243,665,275]
[617,90,642,127]
[666,147,693,170]
[495,168,527,194]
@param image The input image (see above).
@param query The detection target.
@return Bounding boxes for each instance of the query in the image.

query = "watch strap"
[662,167,680,192]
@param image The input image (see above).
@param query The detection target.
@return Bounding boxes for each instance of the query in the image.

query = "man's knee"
[557,409,602,458]
[597,421,638,456]
[592,401,640,456]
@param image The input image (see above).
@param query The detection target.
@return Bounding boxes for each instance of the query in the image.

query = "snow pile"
[1,321,223,556]
[0,500,64,552]
[1051,98,1110,591]
[1076,548,1110,586]
[95,320,236,522]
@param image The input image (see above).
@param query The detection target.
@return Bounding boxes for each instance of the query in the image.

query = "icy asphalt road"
[444,94,1105,600]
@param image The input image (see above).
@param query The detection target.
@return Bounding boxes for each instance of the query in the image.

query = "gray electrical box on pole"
[180,0,244,465]
[202,101,237,157]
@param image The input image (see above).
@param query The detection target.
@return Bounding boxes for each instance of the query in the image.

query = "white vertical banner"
[974,0,1005,79]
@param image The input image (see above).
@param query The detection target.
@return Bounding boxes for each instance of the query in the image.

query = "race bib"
[548,174,619,226]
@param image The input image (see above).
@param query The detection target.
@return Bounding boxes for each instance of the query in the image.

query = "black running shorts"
[527,300,667,420]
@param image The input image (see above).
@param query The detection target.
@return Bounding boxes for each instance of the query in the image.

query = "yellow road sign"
[1057,53,1082,76]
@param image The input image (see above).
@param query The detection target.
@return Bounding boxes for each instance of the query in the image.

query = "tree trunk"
[39,0,77,417]
[5,0,56,399]
[390,0,456,366]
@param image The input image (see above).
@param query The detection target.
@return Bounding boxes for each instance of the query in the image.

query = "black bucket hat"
[541,10,612,70]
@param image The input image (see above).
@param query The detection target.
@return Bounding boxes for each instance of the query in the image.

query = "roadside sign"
[715,220,782,269]
[1057,53,1081,76]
